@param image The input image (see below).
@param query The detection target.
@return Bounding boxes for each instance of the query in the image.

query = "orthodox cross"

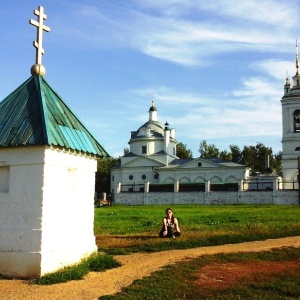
[29,6,50,66]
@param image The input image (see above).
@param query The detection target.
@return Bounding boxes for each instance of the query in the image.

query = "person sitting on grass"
[159,208,181,238]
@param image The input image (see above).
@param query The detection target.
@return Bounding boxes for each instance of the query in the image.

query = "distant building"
[111,102,252,203]
[111,45,300,205]
[281,42,300,188]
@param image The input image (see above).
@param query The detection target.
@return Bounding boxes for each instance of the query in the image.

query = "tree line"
[177,140,282,174]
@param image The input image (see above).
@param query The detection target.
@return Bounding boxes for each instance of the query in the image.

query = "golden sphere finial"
[31,64,46,76]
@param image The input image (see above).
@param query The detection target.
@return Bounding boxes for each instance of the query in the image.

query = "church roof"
[130,120,164,140]
[206,158,245,167]
[0,75,109,157]
[165,158,245,168]
[123,152,138,157]
[169,158,194,165]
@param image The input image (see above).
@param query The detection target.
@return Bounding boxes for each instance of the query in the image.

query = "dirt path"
[1,236,300,300]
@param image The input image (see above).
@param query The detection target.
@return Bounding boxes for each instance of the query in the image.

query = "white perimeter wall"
[114,191,299,205]
[0,146,97,278]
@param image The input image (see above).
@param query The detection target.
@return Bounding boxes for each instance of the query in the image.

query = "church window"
[129,175,133,180]
[296,147,300,151]
[142,175,146,180]
[294,110,300,132]
[198,162,202,167]
[142,146,147,154]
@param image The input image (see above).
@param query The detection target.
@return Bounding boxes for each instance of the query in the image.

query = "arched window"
[295,147,300,151]
[165,177,175,183]
[226,175,237,182]
[179,177,190,183]
[194,176,205,183]
[294,110,300,132]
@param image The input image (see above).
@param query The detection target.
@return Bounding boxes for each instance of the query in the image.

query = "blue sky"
[0,0,299,157]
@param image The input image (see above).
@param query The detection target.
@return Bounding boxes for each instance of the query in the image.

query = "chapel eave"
[0,75,110,157]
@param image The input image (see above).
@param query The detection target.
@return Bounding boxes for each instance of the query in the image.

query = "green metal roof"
[0,75,110,157]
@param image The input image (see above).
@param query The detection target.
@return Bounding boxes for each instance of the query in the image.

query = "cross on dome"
[29,6,50,76]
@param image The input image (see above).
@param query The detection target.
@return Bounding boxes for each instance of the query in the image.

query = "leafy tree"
[95,157,119,196]
[242,143,274,173]
[198,140,281,174]
[229,144,243,164]
[272,151,282,174]
[176,142,193,158]
[219,150,232,161]
[199,140,219,158]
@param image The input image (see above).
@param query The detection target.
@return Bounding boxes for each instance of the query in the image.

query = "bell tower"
[281,41,300,182]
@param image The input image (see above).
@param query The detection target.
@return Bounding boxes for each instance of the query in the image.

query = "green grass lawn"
[99,247,300,300]
[95,204,300,254]
[26,204,300,295]
[95,204,300,299]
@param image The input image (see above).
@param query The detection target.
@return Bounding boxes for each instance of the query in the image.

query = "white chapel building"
[0,6,109,278]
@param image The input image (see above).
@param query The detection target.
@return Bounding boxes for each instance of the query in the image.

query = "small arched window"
[294,110,300,132]
[295,147,300,151]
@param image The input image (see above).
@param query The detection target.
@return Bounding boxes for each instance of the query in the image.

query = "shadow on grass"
[99,247,300,300]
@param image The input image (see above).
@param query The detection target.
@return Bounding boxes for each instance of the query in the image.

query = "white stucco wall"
[114,190,299,205]
[0,146,97,278]
[0,147,44,277]
[40,148,97,275]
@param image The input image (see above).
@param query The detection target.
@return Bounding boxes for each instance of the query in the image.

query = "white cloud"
[57,1,299,66]
[132,15,293,66]
[129,86,206,105]
[135,0,299,28]
[196,0,298,28]
[232,77,282,98]
[250,59,296,81]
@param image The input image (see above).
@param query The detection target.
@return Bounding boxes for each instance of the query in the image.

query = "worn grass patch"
[32,253,121,285]
[99,247,300,300]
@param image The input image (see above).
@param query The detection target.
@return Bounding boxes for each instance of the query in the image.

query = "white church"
[111,102,250,194]
[111,45,300,205]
